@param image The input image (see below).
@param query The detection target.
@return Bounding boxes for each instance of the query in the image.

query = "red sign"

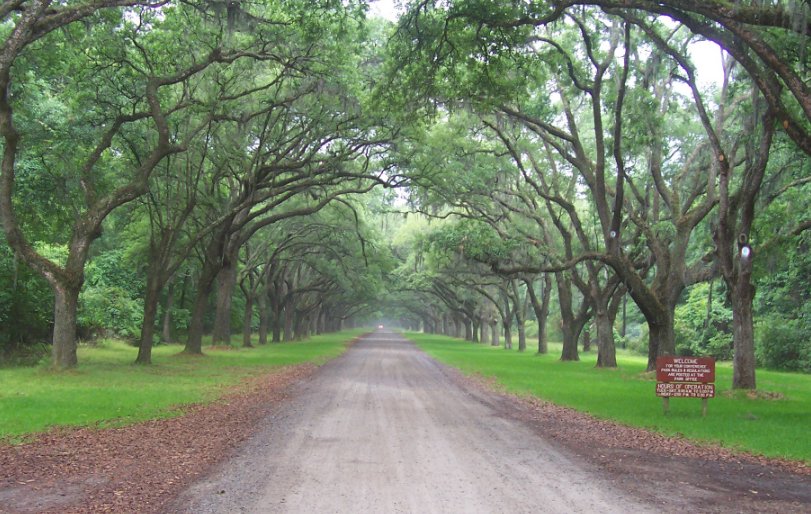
[656,356,715,383]
[656,383,715,398]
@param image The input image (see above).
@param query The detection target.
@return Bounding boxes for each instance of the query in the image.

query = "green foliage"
[674,283,733,359]
[383,0,535,117]
[0,239,53,362]
[753,210,811,371]
[78,249,145,340]
[1,0,808,379]
[625,326,649,355]
[0,343,50,368]
[78,288,144,341]
[756,316,811,373]
[410,333,811,464]
[428,219,517,265]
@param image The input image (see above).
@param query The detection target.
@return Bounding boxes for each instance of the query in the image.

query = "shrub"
[674,283,733,359]
[79,286,143,340]
[77,248,145,341]
[0,341,50,367]
[756,315,811,372]
[0,239,54,356]
[626,324,649,355]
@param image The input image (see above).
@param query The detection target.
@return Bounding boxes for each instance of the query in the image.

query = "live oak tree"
[621,13,789,387]
[426,225,506,342]
[128,1,335,363]
[132,123,210,364]
[391,108,588,359]
[390,2,801,380]
[385,217,449,333]
[479,117,624,366]
[170,2,399,354]
[503,19,716,371]
[389,103,602,362]
[0,3,279,368]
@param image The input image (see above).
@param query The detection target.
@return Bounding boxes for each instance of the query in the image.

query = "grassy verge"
[0,329,367,442]
[407,332,811,465]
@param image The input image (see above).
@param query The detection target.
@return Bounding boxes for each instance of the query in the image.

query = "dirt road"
[169,330,655,513]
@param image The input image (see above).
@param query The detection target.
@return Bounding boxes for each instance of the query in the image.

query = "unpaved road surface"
[170,330,654,513]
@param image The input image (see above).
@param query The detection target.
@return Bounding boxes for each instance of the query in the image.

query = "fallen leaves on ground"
[0,364,318,514]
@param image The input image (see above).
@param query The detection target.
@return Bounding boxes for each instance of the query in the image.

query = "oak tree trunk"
[318,309,327,334]
[212,260,238,345]
[526,276,551,355]
[731,259,757,389]
[516,319,526,352]
[313,308,322,335]
[136,277,161,365]
[185,234,230,354]
[270,290,283,343]
[559,321,582,361]
[594,307,617,368]
[52,283,80,369]
[283,304,294,341]
[503,321,512,350]
[161,279,175,344]
[293,312,307,340]
[242,293,254,348]
[186,287,210,354]
[556,273,580,361]
[257,294,269,345]
[272,320,282,343]
[647,312,676,371]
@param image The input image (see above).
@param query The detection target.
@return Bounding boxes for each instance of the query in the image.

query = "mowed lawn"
[408,332,811,465]
[0,329,366,442]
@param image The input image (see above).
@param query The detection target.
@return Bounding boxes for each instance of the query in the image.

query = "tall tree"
[0,4,270,368]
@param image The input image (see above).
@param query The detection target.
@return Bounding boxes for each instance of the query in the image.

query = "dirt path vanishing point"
[167,330,810,514]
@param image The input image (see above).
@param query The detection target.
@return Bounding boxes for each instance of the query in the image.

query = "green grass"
[0,329,367,442]
[407,332,811,465]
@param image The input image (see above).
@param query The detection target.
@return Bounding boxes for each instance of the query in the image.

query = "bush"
[0,341,50,367]
[625,325,649,355]
[756,315,811,372]
[612,328,629,350]
[79,286,143,340]
[78,249,145,341]
[674,283,733,360]
[524,320,539,339]
[0,239,54,356]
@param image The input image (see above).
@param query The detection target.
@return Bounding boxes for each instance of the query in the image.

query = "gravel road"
[168,330,654,513]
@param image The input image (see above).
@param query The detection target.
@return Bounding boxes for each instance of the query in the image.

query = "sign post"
[655,356,715,416]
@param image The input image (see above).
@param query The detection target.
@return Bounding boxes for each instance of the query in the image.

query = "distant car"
[378,324,384,329]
